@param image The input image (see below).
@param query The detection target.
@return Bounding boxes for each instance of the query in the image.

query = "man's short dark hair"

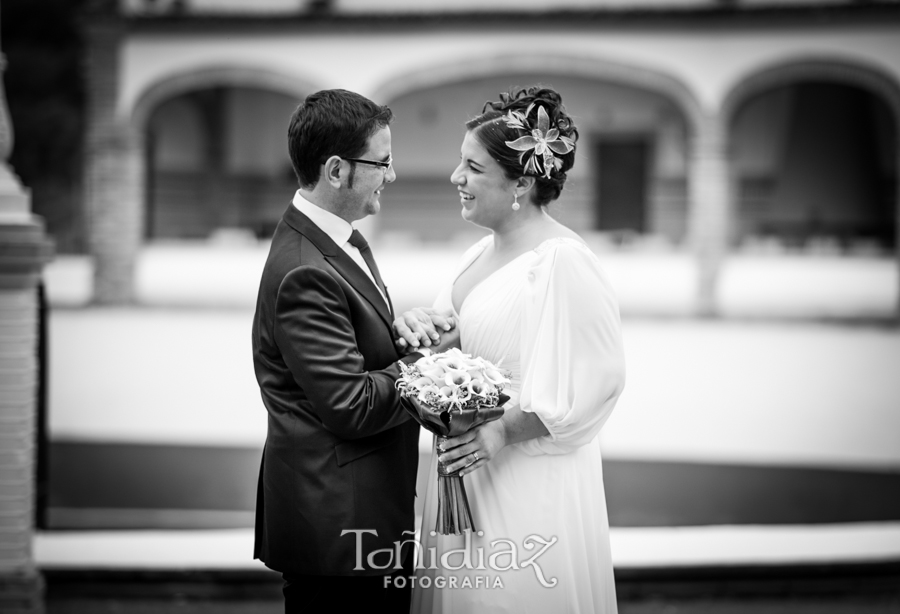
[287,89,393,188]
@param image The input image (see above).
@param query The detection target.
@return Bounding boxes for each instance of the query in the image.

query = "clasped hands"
[392,307,460,355]
[393,307,507,477]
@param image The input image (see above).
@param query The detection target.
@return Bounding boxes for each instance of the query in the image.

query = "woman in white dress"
[396,86,626,614]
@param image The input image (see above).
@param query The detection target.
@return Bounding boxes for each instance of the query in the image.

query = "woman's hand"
[393,307,456,353]
[438,420,507,477]
[431,326,461,353]
[437,406,548,476]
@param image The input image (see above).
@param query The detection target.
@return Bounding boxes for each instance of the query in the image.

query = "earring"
[511,192,520,211]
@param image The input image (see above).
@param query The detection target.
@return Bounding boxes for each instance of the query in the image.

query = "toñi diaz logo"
[340,529,559,589]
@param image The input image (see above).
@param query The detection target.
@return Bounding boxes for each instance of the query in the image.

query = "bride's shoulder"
[461,234,493,259]
[529,235,606,283]
[450,234,493,271]
[535,236,589,253]
[529,237,615,300]
[533,235,595,260]
[474,234,494,250]
[530,221,590,256]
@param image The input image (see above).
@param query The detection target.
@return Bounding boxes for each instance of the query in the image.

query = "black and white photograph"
[1,0,899,612]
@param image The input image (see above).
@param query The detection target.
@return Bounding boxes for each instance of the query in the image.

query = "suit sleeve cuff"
[400,350,427,365]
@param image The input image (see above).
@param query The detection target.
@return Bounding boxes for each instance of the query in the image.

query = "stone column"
[687,115,731,316]
[84,16,145,304]
[0,44,53,614]
[896,155,900,317]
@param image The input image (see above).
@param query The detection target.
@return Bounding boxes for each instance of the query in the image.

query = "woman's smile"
[451,131,516,226]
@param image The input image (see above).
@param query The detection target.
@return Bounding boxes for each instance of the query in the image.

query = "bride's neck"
[491,207,554,254]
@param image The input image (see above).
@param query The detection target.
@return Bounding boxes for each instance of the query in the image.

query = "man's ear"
[323,156,344,188]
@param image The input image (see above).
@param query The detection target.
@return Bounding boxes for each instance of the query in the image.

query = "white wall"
[120,26,900,121]
[336,0,714,11]
[121,0,875,14]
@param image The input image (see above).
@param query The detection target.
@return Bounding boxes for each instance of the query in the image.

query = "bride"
[394,86,626,613]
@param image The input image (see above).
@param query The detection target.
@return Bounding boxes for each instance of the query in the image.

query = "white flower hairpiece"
[503,103,575,179]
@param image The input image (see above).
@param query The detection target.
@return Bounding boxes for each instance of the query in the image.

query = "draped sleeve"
[515,239,626,456]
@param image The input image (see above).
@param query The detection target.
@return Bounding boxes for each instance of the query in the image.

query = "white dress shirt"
[291,191,388,306]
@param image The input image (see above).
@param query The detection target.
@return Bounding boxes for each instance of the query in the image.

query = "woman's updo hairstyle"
[466,86,578,207]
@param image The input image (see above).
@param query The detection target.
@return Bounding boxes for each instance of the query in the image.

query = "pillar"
[687,115,732,316]
[84,15,145,304]
[0,43,53,614]
[896,154,900,317]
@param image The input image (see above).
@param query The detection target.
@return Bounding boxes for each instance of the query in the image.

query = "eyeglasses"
[343,156,393,172]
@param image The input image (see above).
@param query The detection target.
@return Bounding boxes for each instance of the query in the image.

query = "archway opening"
[730,81,897,253]
[384,73,691,245]
[145,86,300,240]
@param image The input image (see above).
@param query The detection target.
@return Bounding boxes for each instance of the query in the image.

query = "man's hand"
[393,307,456,353]
[430,326,460,353]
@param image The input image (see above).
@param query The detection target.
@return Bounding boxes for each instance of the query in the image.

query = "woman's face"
[450,130,516,229]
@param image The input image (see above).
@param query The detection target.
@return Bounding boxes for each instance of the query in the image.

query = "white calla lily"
[482,367,510,387]
[416,384,440,403]
[411,376,433,389]
[420,365,447,383]
[466,379,490,399]
[444,369,472,388]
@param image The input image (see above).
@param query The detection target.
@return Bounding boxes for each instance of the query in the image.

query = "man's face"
[342,126,395,221]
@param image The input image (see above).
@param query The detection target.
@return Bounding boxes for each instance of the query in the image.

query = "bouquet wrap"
[396,349,510,535]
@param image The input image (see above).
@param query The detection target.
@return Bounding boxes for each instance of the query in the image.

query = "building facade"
[84,0,900,311]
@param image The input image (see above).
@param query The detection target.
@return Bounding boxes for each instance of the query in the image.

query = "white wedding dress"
[410,236,626,614]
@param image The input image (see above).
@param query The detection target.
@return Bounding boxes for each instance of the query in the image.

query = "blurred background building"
[82,0,900,311]
[2,0,900,610]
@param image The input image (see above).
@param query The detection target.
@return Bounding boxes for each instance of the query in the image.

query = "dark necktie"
[348,229,389,305]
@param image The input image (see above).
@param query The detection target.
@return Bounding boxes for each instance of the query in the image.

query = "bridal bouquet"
[396,348,510,535]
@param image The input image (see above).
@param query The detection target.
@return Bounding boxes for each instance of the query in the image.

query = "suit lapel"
[283,205,394,329]
[326,252,395,329]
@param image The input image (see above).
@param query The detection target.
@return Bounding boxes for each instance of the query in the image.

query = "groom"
[251,89,452,612]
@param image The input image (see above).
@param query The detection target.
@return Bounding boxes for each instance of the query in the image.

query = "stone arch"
[721,56,900,128]
[722,55,900,314]
[88,63,322,302]
[723,58,900,242]
[372,53,704,233]
[129,65,321,131]
[122,66,315,241]
[371,53,705,135]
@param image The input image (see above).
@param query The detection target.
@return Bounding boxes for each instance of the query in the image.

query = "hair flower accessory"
[504,103,575,179]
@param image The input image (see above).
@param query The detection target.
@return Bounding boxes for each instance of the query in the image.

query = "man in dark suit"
[251,89,456,612]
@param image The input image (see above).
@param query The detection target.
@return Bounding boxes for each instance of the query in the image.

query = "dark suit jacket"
[252,204,420,576]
